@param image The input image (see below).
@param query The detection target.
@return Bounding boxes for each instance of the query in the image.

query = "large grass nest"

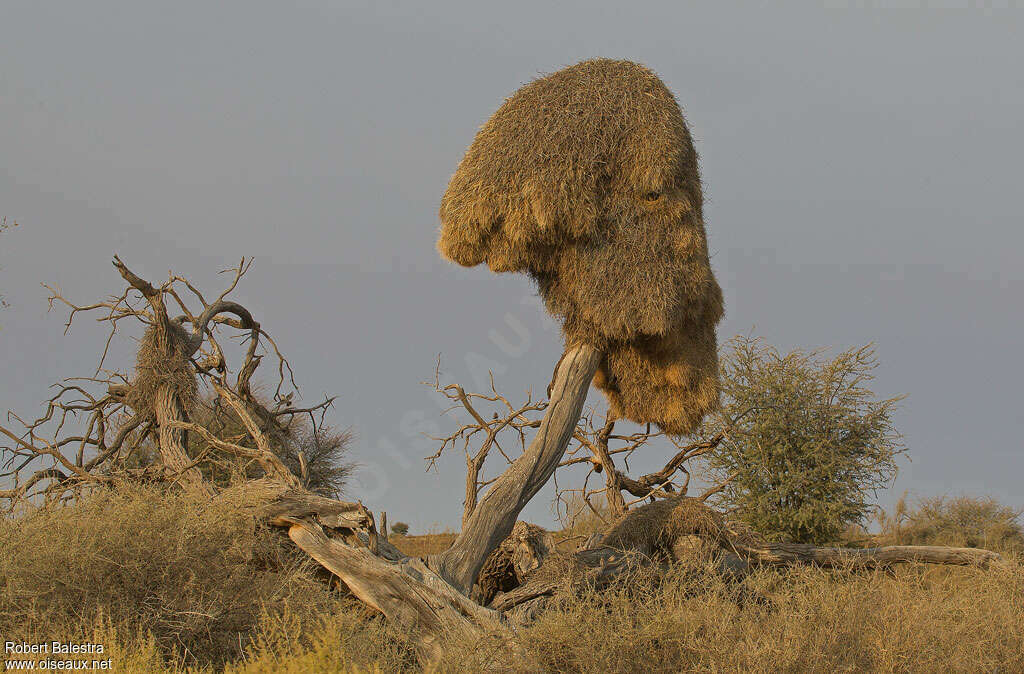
[439,59,723,434]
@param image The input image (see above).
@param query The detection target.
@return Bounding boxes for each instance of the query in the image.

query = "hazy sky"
[2,2,1021,531]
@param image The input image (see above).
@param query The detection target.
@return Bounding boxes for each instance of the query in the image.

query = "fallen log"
[601,496,1004,570]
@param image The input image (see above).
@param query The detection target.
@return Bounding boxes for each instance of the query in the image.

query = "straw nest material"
[601,496,762,560]
[438,59,723,434]
[127,322,198,418]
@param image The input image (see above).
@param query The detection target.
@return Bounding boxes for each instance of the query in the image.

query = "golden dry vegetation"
[391,533,458,558]
[2,485,1021,673]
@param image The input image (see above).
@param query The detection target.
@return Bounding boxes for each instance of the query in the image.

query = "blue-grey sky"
[1,1,1021,532]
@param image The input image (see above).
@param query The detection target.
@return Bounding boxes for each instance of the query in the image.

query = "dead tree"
[1,256,333,509]
[424,367,548,528]
[557,407,727,524]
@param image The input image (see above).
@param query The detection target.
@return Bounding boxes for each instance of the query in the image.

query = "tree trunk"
[154,383,213,496]
[589,420,627,516]
[600,496,1004,570]
[428,343,602,595]
[282,517,502,663]
[462,455,484,529]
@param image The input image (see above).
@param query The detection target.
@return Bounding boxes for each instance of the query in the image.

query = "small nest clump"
[601,496,763,560]
[439,59,723,434]
[127,322,198,418]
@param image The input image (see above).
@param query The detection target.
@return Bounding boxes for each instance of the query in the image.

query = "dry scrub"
[14,555,1019,673]
[2,486,1021,673]
[390,532,458,559]
[499,558,1024,674]
[0,482,390,668]
[877,494,1024,556]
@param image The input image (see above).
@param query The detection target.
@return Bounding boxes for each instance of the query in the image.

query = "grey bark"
[427,343,602,594]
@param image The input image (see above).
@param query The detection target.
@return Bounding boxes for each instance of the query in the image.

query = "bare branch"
[428,343,602,595]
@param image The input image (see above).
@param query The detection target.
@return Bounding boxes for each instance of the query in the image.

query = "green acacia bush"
[703,335,906,544]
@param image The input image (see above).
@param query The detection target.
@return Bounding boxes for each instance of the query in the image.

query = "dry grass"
[602,496,724,554]
[3,487,1022,672]
[438,59,723,435]
[390,532,457,558]
[489,558,1024,674]
[27,556,1017,673]
[0,482,380,668]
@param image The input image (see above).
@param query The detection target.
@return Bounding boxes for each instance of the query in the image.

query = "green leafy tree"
[390,522,410,536]
[703,335,906,544]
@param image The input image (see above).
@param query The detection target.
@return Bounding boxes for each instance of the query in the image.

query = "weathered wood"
[155,383,214,496]
[489,545,647,613]
[474,522,555,605]
[602,496,1004,571]
[281,515,505,663]
[734,541,1003,568]
[263,492,370,530]
[428,343,602,595]
[252,335,1001,671]
[587,417,627,515]
[112,256,212,496]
